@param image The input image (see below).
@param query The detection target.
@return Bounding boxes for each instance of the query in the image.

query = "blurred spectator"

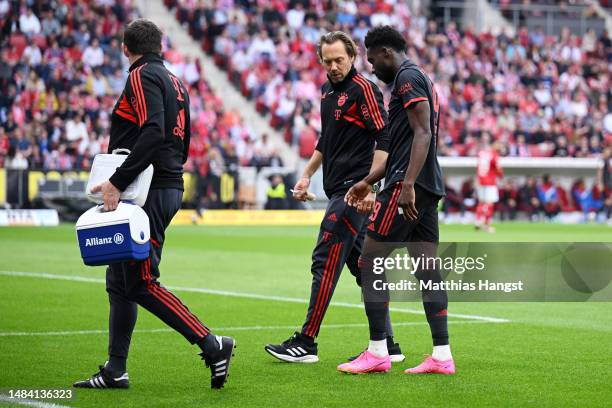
[537,174,561,219]
[265,174,288,210]
[461,178,478,212]
[498,179,518,220]
[518,176,542,220]
[82,38,105,68]
[442,179,464,215]
[572,178,604,220]
[5,145,28,169]
[552,135,571,157]
[19,8,41,36]
[41,11,61,37]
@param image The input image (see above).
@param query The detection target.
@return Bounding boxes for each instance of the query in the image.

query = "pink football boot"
[405,355,455,375]
[337,351,391,374]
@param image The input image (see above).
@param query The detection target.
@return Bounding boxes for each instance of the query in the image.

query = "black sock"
[196,333,214,354]
[107,355,127,373]
[415,268,449,346]
[365,301,388,340]
[423,301,449,345]
[360,255,389,341]
[384,311,394,338]
[298,332,315,345]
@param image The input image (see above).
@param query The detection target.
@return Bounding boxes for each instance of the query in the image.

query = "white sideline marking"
[0,270,510,323]
[0,320,501,338]
[0,395,72,408]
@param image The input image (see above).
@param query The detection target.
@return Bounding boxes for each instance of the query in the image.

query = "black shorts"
[366,182,441,243]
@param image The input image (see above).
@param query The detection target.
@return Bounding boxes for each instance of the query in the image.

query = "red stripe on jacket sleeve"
[353,75,385,131]
[403,97,428,108]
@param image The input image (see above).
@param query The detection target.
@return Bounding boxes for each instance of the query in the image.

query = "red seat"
[9,34,27,59]
[32,34,48,50]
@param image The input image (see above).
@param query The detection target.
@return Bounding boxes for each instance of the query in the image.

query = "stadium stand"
[1,0,609,220]
[0,0,281,176]
[168,0,611,161]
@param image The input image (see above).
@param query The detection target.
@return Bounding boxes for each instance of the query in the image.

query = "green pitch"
[0,223,611,407]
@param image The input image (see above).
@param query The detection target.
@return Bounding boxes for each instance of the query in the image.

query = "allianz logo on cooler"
[84,233,125,247]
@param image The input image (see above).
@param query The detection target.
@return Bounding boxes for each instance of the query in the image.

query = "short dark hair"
[123,19,162,55]
[364,25,407,52]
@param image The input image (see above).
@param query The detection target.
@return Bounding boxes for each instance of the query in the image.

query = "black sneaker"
[347,337,405,363]
[264,332,319,363]
[199,335,236,389]
[73,362,129,389]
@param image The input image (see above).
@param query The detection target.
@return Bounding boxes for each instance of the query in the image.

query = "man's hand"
[91,181,121,212]
[398,182,418,221]
[292,177,311,202]
[355,191,376,214]
[345,180,371,208]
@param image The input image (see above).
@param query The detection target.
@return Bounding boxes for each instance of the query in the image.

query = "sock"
[365,301,388,341]
[360,254,390,342]
[432,345,452,361]
[384,311,394,338]
[196,333,214,354]
[367,339,388,358]
[415,268,449,347]
[106,355,126,373]
[386,335,396,350]
[299,333,315,345]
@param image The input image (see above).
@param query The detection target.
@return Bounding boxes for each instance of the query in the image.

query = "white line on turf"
[0,270,510,323]
[0,320,502,338]
[0,395,72,408]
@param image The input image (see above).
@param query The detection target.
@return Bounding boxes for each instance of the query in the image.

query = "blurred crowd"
[0,0,281,174]
[169,0,611,159]
[2,0,611,216]
[444,173,612,222]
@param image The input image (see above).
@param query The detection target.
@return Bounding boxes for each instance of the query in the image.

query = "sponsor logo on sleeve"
[361,104,371,120]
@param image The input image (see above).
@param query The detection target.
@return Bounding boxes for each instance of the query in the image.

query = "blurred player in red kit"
[475,133,503,232]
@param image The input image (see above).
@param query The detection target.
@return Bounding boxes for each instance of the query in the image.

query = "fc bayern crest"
[337,92,348,107]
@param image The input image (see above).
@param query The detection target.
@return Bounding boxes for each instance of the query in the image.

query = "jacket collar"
[128,53,163,72]
[392,58,414,91]
[328,66,357,90]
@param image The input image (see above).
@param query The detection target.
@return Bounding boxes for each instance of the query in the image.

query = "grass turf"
[0,223,611,407]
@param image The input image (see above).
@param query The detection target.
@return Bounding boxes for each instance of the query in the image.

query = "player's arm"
[364,150,388,185]
[399,100,431,220]
[110,70,165,191]
[349,149,388,213]
[93,70,165,211]
[293,149,323,201]
[345,82,390,211]
[346,151,388,209]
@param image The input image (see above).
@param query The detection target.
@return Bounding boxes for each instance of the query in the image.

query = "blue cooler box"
[76,202,150,266]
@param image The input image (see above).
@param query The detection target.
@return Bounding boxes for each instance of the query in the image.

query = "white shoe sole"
[265,348,319,363]
[390,354,406,363]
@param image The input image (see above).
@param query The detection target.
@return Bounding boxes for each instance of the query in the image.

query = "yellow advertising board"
[172,210,326,226]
